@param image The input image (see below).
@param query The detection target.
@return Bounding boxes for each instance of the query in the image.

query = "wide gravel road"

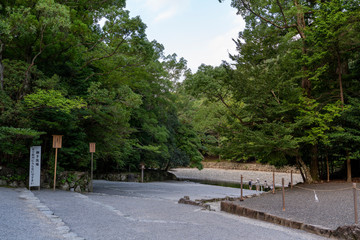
[170,168,303,187]
[1,180,326,240]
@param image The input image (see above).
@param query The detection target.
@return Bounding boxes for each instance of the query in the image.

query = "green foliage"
[0,0,203,175]
[0,127,45,167]
[24,89,86,114]
[294,97,343,145]
[186,0,360,182]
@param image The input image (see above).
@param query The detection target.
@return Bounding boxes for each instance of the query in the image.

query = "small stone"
[0,180,7,185]
[75,186,81,193]
[56,226,70,234]
[63,232,78,238]
[42,210,54,215]
[60,182,70,191]
[9,181,18,187]
[18,182,26,188]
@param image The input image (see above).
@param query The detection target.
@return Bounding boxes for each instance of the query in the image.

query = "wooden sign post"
[89,143,96,192]
[140,163,145,183]
[52,135,63,191]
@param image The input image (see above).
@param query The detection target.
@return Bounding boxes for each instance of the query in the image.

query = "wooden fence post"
[282,178,285,211]
[273,170,275,194]
[354,183,358,224]
[240,175,244,201]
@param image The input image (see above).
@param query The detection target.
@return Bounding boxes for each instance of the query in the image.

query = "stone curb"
[220,201,335,239]
[178,196,212,210]
[177,195,261,211]
[18,188,85,240]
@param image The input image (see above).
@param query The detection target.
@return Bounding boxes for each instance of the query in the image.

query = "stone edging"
[178,194,260,211]
[220,201,336,239]
[202,162,300,173]
[18,188,84,240]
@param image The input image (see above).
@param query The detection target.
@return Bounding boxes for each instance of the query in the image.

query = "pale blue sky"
[125,0,245,72]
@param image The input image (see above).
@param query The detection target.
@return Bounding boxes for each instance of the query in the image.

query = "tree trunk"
[326,153,330,182]
[310,144,319,181]
[336,51,345,108]
[296,154,313,183]
[0,41,4,91]
[217,133,221,161]
[346,151,352,182]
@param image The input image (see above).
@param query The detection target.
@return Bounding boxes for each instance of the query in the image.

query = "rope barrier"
[294,185,353,192]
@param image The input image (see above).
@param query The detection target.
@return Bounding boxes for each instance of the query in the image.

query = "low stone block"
[257,211,265,221]
[235,205,244,216]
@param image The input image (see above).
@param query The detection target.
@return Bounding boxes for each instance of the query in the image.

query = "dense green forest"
[1,0,360,184]
[0,0,202,175]
[183,0,360,183]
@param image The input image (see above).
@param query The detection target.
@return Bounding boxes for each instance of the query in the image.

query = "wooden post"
[291,170,293,189]
[53,148,58,191]
[90,152,93,191]
[240,175,244,201]
[52,135,63,191]
[326,154,330,182]
[89,143,96,192]
[273,170,275,194]
[141,167,144,183]
[282,178,285,211]
[347,151,352,183]
[353,183,358,224]
[140,163,145,183]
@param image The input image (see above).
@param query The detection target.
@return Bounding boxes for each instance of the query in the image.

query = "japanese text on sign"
[29,146,41,187]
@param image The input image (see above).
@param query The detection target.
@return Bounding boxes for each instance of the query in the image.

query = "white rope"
[294,185,352,192]
[314,190,319,202]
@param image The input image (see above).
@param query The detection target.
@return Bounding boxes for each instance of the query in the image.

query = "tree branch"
[271,90,280,104]
[84,62,143,82]
[276,0,288,27]
[240,0,292,29]
[217,94,250,125]
[81,33,129,69]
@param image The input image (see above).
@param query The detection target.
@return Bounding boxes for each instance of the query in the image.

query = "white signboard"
[29,146,41,188]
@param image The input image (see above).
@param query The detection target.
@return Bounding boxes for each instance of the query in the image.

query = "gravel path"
[32,181,326,240]
[170,168,359,231]
[170,168,303,187]
[228,182,358,230]
[0,188,65,240]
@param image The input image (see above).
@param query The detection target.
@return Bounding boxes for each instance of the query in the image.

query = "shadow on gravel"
[220,182,360,239]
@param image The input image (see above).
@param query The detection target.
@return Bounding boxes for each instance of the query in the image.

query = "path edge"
[220,201,335,238]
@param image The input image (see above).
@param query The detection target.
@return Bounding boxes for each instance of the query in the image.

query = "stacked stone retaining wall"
[96,169,177,182]
[202,162,299,173]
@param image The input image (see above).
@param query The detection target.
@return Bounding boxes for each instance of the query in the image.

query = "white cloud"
[195,13,245,70]
[141,0,190,22]
[144,0,173,12]
[154,7,177,22]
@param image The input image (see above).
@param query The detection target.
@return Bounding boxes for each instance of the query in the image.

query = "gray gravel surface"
[0,187,64,240]
[31,180,325,240]
[170,168,303,187]
[232,182,357,229]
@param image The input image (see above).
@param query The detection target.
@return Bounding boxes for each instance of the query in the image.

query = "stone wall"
[51,171,91,192]
[202,162,300,173]
[0,166,91,192]
[96,169,177,182]
[40,170,91,192]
